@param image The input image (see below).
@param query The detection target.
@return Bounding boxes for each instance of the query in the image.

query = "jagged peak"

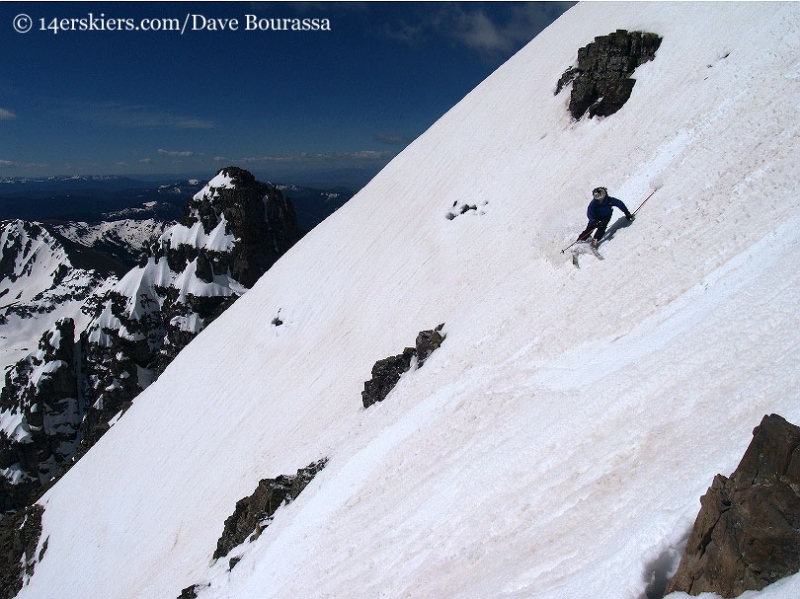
[191,166,260,203]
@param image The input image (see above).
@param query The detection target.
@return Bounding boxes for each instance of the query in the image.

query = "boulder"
[362,325,446,409]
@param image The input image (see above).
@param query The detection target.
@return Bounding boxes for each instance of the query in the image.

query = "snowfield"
[18,3,800,599]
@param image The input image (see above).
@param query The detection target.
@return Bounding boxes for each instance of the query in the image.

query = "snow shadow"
[638,531,689,599]
[602,215,635,244]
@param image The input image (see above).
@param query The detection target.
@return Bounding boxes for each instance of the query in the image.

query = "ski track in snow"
[535,213,800,393]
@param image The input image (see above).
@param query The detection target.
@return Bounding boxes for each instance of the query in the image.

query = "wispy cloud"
[215,150,394,164]
[386,2,573,58]
[139,157,152,164]
[54,101,214,129]
[375,134,413,146]
[158,149,200,157]
[0,159,48,169]
[0,107,16,120]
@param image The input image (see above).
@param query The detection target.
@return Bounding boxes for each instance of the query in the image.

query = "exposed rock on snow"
[212,459,328,561]
[361,348,416,409]
[445,200,488,220]
[415,324,446,367]
[176,583,209,599]
[556,29,662,119]
[362,325,445,408]
[666,414,800,597]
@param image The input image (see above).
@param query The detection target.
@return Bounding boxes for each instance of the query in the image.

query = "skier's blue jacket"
[587,196,631,223]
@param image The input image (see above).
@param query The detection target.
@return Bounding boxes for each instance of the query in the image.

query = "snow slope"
[19,3,800,598]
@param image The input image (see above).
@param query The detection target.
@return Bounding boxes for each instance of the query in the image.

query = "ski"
[571,244,604,267]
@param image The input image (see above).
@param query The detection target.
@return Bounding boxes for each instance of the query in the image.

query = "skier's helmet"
[592,187,608,200]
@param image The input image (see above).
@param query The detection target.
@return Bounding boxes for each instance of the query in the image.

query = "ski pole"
[561,240,580,254]
[561,230,593,254]
[633,189,658,216]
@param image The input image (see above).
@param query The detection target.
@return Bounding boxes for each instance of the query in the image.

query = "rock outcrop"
[213,459,328,561]
[362,325,445,409]
[177,583,209,599]
[666,414,800,597]
[555,30,662,120]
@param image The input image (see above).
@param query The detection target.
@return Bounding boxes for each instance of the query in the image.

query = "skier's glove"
[626,214,634,222]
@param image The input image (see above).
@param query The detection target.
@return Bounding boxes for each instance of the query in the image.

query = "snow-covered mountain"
[0,220,120,374]
[10,3,800,598]
[1,169,300,513]
[78,167,300,447]
[0,217,170,377]
[50,218,173,268]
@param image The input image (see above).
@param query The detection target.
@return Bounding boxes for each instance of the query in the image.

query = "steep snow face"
[20,4,800,599]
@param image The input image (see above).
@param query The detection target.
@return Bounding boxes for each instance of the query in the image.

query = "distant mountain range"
[0,174,354,232]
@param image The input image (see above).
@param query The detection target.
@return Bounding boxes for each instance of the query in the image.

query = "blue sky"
[1,2,571,187]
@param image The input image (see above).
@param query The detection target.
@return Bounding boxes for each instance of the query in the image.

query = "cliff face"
[181,167,299,288]
[0,320,80,512]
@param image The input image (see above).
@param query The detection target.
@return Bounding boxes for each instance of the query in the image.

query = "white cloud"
[0,158,48,169]
[158,149,198,157]
[225,150,393,164]
[386,2,574,58]
[0,107,16,120]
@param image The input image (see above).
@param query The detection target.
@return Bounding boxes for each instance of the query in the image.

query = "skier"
[577,187,633,248]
